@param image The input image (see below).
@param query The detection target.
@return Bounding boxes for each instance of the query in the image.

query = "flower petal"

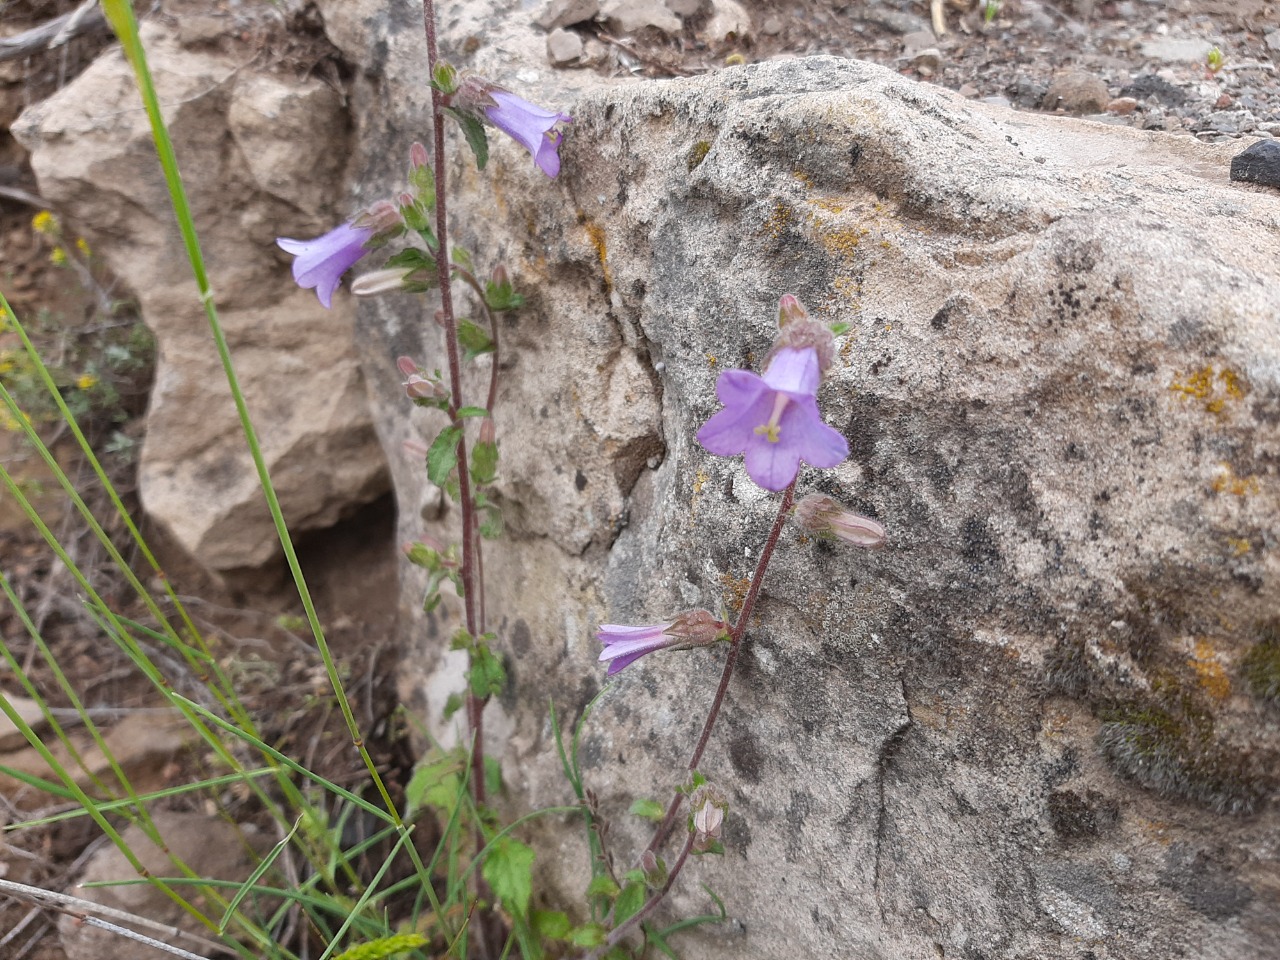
[762,347,820,397]
[781,398,849,468]
[743,435,804,491]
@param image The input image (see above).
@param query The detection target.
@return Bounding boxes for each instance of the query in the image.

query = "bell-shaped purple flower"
[277,222,373,309]
[596,610,727,676]
[485,91,572,178]
[696,347,849,492]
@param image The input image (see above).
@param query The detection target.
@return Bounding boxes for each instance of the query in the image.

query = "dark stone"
[1230,140,1280,190]
[1047,788,1119,841]
[1119,74,1188,107]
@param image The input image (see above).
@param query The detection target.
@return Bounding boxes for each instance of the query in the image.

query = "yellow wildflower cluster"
[50,247,67,266]
[76,373,98,390]
[31,210,59,235]
[1,408,32,433]
[0,350,16,376]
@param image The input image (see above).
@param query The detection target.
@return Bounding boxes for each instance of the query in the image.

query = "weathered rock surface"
[326,8,1280,956]
[11,23,388,572]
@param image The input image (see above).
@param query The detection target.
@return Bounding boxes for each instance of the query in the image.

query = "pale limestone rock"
[338,10,1280,955]
[59,812,267,960]
[535,0,600,31]
[702,0,752,41]
[547,27,585,65]
[601,0,682,35]
[11,24,387,572]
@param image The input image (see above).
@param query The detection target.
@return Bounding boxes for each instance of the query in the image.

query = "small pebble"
[1215,93,1233,109]
[1230,139,1280,189]
[1043,71,1111,115]
[1107,97,1139,115]
[547,27,584,65]
[957,82,979,98]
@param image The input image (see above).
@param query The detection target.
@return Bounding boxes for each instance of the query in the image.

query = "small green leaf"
[457,319,495,362]
[532,910,572,940]
[483,837,535,919]
[409,163,435,206]
[829,321,851,335]
[629,797,666,822]
[479,502,504,540]
[385,247,433,270]
[614,880,647,925]
[471,440,499,485]
[456,405,489,418]
[484,754,503,798]
[567,924,607,947]
[451,246,474,272]
[586,876,620,899]
[468,643,507,698]
[450,628,474,651]
[484,276,526,312]
[406,752,464,819]
[426,425,463,486]
[446,108,489,170]
[443,691,463,720]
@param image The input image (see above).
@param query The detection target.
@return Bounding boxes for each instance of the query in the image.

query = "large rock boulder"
[327,6,1279,957]
[11,23,388,572]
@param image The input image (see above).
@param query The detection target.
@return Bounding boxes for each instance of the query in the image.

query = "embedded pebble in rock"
[1265,29,1280,53]
[664,0,707,16]
[534,0,599,31]
[547,27,584,64]
[600,0,681,34]
[1230,139,1280,188]
[1009,76,1049,108]
[1043,71,1111,114]
[1107,97,1139,115]
[702,0,751,41]
[901,30,937,58]
[1141,37,1215,63]
[761,15,783,35]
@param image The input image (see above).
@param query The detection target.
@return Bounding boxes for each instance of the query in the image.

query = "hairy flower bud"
[768,294,836,374]
[351,268,412,297]
[479,417,496,446]
[793,494,886,548]
[410,141,429,169]
[689,784,728,854]
[354,199,404,239]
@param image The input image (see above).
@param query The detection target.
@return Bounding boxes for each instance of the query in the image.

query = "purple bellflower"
[697,347,849,492]
[451,77,572,178]
[597,610,727,676]
[277,222,373,309]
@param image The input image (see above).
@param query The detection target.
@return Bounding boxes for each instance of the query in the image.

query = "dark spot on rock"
[1160,845,1254,920]
[1043,638,1093,699]
[849,142,861,168]
[784,790,812,862]
[1064,442,1086,462]
[729,732,764,784]
[687,139,711,171]
[1048,788,1119,841]
[510,618,531,658]
[961,516,1001,572]
[574,469,588,492]
[843,395,883,463]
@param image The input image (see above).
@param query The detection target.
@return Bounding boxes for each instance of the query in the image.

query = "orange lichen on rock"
[1169,365,1248,415]
[719,571,752,613]
[1188,638,1231,702]
[1210,463,1260,497]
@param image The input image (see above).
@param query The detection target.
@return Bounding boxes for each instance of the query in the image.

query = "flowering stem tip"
[597,610,728,676]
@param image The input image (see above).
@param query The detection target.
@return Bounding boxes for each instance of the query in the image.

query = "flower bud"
[793,494,886,548]
[777,293,809,327]
[351,268,412,297]
[410,141,429,169]
[479,417,496,446]
[689,784,727,854]
[640,849,668,887]
[354,199,403,238]
[491,264,509,288]
[434,308,448,328]
[397,356,420,378]
[665,609,730,648]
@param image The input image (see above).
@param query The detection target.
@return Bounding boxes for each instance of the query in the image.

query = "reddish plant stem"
[585,834,695,960]
[422,0,485,808]
[645,479,796,858]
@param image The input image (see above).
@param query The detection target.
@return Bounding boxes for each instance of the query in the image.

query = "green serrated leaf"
[333,933,429,960]
[614,880,647,926]
[471,440,499,485]
[451,246,474,272]
[484,277,526,312]
[568,923,608,947]
[483,836,535,919]
[445,107,489,170]
[532,910,572,940]
[426,425,463,487]
[586,875,620,899]
[468,643,507,698]
[457,319,495,362]
[451,628,474,651]
[629,797,666,822]
[406,752,464,819]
